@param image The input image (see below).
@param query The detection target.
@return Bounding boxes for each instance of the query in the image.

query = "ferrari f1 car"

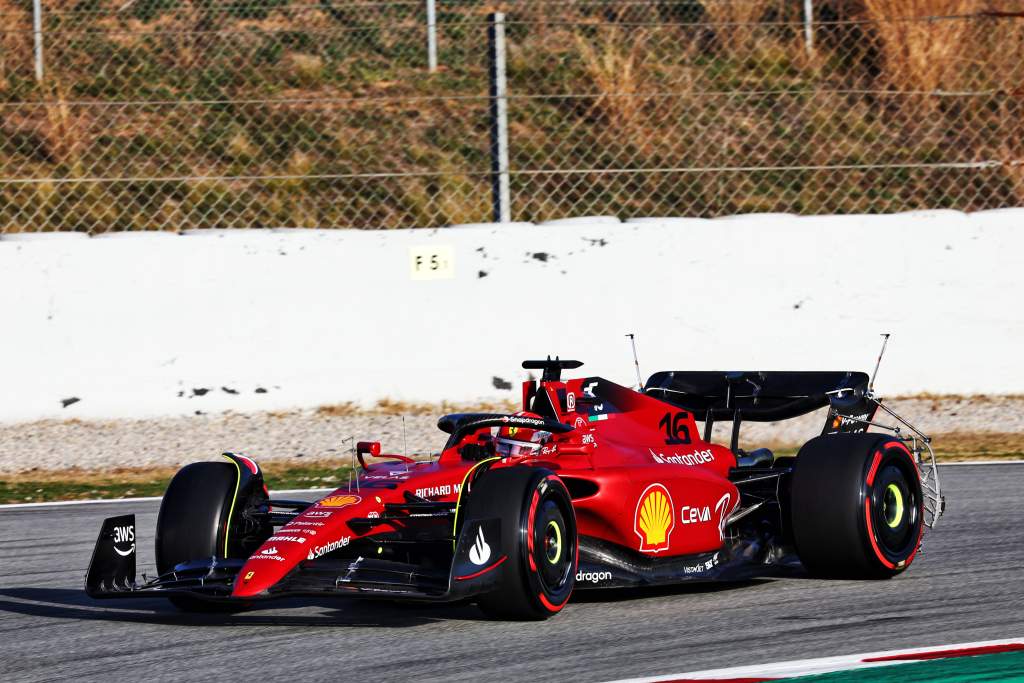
[86,358,944,619]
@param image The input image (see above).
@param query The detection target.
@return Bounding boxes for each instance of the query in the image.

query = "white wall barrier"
[1,210,1022,423]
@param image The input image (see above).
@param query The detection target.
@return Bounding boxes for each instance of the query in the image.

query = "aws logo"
[634,483,675,553]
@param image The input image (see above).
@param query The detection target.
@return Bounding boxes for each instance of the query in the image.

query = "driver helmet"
[495,411,551,457]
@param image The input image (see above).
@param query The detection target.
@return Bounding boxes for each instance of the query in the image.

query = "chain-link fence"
[1,0,1022,232]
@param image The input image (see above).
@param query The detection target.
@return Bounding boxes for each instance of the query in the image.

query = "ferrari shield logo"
[634,483,674,553]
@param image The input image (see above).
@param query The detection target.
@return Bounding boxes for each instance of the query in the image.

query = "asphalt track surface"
[1,463,1022,682]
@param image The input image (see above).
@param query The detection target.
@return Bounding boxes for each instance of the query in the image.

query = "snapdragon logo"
[575,570,612,584]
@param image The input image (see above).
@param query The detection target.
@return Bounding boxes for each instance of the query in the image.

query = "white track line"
[602,637,1024,682]
[2,460,1021,510]
[0,487,334,510]
[941,459,1024,466]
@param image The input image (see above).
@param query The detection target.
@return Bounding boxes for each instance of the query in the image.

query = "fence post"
[802,0,814,56]
[32,0,44,81]
[425,0,437,72]
[488,12,511,223]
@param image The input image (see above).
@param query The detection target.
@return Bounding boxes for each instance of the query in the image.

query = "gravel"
[1,396,1022,474]
[0,412,440,474]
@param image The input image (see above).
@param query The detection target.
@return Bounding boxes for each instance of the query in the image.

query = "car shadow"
[1,576,785,625]
[0,587,486,627]
[570,578,774,604]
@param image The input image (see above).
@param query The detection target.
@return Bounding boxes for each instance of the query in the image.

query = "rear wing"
[643,370,872,428]
[646,369,943,529]
[644,370,876,459]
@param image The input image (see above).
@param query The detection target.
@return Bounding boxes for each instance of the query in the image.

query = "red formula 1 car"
[86,358,944,619]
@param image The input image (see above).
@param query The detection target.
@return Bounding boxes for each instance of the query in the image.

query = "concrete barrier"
[2,209,1021,422]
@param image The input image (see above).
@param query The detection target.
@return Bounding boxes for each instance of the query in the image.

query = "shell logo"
[317,494,361,508]
[634,483,675,553]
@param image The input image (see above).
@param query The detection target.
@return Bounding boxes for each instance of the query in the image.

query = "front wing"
[85,514,506,604]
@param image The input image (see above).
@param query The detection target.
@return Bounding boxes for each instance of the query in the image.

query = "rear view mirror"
[356,441,381,457]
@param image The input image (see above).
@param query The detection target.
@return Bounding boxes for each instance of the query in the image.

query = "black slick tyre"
[155,461,248,612]
[790,433,923,579]
[462,467,577,620]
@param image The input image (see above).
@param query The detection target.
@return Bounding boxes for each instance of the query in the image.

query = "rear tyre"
[790,434,923,579]
[462,467,577,620]
[155,461,262,612]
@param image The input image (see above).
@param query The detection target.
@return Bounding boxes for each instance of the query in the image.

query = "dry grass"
[0,458,351,483]
[742,432,1024,461]
[285,52,325,87]
[860,0,976,93]
[889,392,1024,401]
[702,0,776,54]
[927,432,1024,460]
[40,79,84,172]
[0,459,357,503]
[2,0,1021,231]
[315,398,519,418]
[1003,147,1024,205]
[0,0,27,93]
[575,26,647,129]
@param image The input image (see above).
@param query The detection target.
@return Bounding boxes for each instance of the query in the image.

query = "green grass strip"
[0,462,355,505]
[790,650,1024,682]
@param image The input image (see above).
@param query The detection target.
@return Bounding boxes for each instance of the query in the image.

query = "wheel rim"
[871,460,920,558]
[544,520,563,565]
[533,498,573,592]
[883,483,905,529]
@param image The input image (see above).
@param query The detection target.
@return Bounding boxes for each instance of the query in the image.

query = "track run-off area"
[1,462,1022,682]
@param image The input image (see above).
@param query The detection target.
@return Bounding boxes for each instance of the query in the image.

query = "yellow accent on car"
[546,520,562,564]
[221,454,243,557]
[885,483,905,528]
[452,457,501,550]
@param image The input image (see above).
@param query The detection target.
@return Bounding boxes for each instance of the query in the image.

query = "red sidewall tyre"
[462,467,577,620]
[791,434,924,579]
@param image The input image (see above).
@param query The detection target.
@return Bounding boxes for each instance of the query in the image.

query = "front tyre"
[462,467,577,620]
[155,460,269,612]
[790,434,923,579]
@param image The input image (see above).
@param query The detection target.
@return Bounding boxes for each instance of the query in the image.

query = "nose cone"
[233,544,297,597]
[232,491,376,598]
